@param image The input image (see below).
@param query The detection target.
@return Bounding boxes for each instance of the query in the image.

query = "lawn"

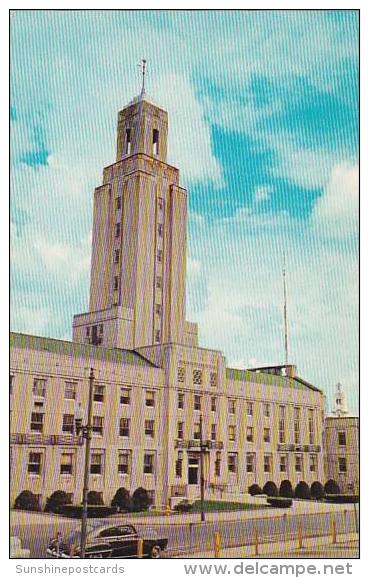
[189,500,266,513]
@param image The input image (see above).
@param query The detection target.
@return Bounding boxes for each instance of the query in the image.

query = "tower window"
[125,128,131,155]
[115,223,121,238]
[153,129,159,156]
[114,249,120,264]
[114,276,119,290]
[116,196,122,211]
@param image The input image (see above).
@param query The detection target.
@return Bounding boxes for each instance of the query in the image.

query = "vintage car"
[46,522,168,559]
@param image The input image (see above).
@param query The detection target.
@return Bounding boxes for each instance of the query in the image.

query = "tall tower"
[73,84,196,350]
[332,382,349,417]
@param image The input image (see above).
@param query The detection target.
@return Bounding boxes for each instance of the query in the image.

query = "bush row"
[249,479,342,500]
[13,487,152,514]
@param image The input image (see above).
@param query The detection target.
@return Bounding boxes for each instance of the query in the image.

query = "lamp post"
[199,414,206,522]
[75,367,95,559]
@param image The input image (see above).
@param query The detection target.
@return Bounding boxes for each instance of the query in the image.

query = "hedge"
[56,504,115,518]
[324,479,341,495]
[311,481,325,500]
[45,490,71,513]
[111,488,132,512]
[324,494,359,504]
[279,480,294,498]
[295,481,311,500]
[263,481,278,497]
[248,484,262,496]
[267,497,293,508]
[14,490,41,512]
[132,487,150,512]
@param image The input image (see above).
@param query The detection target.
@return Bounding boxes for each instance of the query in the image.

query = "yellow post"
[298,524,303,549]
[332,516,337,545]
[166,500,171,516]
[254,526,259,556]
[214,532,221,558]
[137,538,144,559]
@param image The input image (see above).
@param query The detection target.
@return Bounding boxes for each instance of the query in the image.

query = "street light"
[75,367,95,559]
[199,414,206,522]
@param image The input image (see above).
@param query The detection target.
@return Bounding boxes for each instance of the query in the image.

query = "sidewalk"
[177,533,359,558]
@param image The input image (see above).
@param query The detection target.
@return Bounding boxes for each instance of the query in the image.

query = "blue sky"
[10,10,358,412]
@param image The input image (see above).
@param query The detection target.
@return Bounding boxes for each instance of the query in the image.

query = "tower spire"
[282,252,288,365]
[138,59,147,97]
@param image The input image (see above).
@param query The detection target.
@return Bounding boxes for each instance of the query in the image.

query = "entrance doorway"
[188,456,199,485]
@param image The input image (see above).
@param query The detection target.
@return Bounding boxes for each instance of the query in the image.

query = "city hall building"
[10,87,326,508]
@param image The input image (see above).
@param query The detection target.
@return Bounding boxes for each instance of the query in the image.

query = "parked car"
[46,523,168,559]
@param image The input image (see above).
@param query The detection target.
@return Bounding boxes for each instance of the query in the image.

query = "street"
[11,507,358,558]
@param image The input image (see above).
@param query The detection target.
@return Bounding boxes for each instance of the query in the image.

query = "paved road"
[11,509,358,559]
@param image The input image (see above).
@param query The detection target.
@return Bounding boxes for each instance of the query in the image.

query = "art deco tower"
[72,82,198,350]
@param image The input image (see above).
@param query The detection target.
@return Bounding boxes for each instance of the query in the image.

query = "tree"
[311,481,325,500]
[87,491,104,505]
[262,481,278,497]
[132,487,150,511]
[324,479,341,495]
[248,484,262,496]
[111,487,132,512]
[44,490,71,513]
[295,481,311,500]
[279,480,294,498]
[14,490,41,512]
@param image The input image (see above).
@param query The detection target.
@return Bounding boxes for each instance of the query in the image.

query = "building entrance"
[188,456,199,485]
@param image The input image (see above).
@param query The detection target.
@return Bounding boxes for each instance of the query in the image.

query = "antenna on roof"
[282,252,288,365]
[138,59,147,96]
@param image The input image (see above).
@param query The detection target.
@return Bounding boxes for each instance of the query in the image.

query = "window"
[246,426,253,443]
[210,372,217,387]
[156,249,163,264]
[90,453,103,475]
[28,452,42,475]
[158,223,163,237]
[194,395,201,411]
[30,412,44,433]
[116,196,122,211]
[125,128,131,155]
[145,420,155,438]
[264,428,271,443]
[229,424,236,442]
[155,303,162,316]
[120,388,130,405]
[280,455,287,473]
[118,452,130,475]
[264,403,270,418]
[177,422,184,440]
[211,424,216,441]
[309,454,317,472]
[10,375,14,395]
[146,390,155,407]
[246,453,255,473]
[228,399,236,415]
[214,452,221,477]
[193,369,203,385]
[62,414,74,434]
[144,453,154,474]
[33,378,46,398]
[178,392,184,409]
[211,397,216,412]
[86,326,90,337]
[308,409,315,444]
[247,402,253,416]
[93,416,104,436]
[228,453,237,474]
[264,454,272,473]
[279,406,286,444]
[115,223,121,238]
[158,197,164,211]
[295,454,303,473]
[338,431,347,446]
[175,451,183,477]
[114,275,119,291]
[119,418,130,438]
[60,453,73,475]
[153,129,159,156]
[156,276,162,289]
[65,381,76,400]
[194,422,201,440]
[94,385,105,403]
[338,457,347,473]
[294,407,301,444]
[114,249,120,264]
[155,329,161,343]
[177,366,185,382]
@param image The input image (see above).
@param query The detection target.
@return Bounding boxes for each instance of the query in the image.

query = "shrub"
[267,497,293,508]
[14,490,41,512]
[132,487,150,512]
[248,484,262,496]
[44,490,71,513]
[324,494,359,504]
[279,480,294,498]
[311,481,325,500]
[111,488,132,512]
[263,481,278,497]
[295,481,311,500]
[57,505,115,518]
[174,499,193,513]
[87,491,104,505]
[324,479,341,495]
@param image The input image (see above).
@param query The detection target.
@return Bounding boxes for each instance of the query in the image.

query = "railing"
[175,439,224,450]
[10,433,84,446]
[277,443,321,452]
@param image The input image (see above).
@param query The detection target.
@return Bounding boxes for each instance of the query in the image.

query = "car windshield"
[66,523,101,546]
